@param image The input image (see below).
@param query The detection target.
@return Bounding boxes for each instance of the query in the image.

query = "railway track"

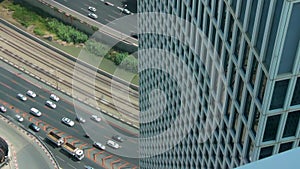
[0,24,139,122]
[0,24,139,101]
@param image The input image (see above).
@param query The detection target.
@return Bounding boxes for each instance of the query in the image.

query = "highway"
[0,21,139,127]
[0,65,139,168]
[50,0,138,41]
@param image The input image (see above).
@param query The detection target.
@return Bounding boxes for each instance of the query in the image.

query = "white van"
[30,107,42,117]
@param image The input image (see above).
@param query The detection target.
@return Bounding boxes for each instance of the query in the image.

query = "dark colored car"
[29,123,40,132]
[112,135,124,142]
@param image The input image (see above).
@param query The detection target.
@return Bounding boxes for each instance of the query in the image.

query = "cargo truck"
[46,131,64,146]
[62,142,84,160]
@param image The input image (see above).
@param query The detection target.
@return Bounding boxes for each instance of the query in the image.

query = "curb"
[0,115,60,169]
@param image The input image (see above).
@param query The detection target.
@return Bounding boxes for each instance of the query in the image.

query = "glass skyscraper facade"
[139,0,300,169]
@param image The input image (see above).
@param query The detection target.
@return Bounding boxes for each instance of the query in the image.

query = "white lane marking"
[67,163,77,169]
[105,19,115,24]
[56,155,65,162]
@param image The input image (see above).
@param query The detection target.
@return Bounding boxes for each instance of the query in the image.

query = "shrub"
[33,27,45,36]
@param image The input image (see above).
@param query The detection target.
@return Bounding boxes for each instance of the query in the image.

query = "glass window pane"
[291,78,300,106]
[270,80,289,110]
[279,142,293,153]
[259,146,274,159]
[283,110,300,137]
[263,114,281,142]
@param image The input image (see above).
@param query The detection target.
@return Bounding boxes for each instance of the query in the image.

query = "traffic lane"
[54,0,128,24]
[106,14,137,36]
[0,75,92,142]
[0,87,139,165]
[0,73,138,157]
[0,85,87,141]
[0,67,138,138]
[0,68,138,155]
[0,100,100,169]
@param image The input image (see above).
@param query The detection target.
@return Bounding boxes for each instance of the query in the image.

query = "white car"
[105,2,114,6]
[122,9,131,15]
[76,116,86,123]
[88,13,98,19]
[17,93,27,101]
[46,100,56,109]
[93,142,106,150]
[15,114,24,122]
[62,117,75,127]
[88,6,96,12]
[50,94,60,102]
[26,90,37,98]
[91,115,101,122]
[106,140,120,149]
[30,107,42,117]
[0,106,7,113]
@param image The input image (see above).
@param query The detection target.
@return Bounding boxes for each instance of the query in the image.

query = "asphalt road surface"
[53,0,137,36]
[0,63,139,168]
[0,117,55,169]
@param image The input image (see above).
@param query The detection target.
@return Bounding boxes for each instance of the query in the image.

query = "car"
[17,93,27,101]
[45,100,56,109]
[76,116,86,123]
[29,123,40,132]
[15,114,24,122]
[91,115,101,122]
[26,90,36,98]
[88,6,96,12]
[62,117,75,127]
[84,133,90,138]
[104,2,114,6]
[106,140,120,149]
[30,107,42,117]
[0,106,7,113]
[93,142,106,150]
[50,94,59,102]
[122,8,131,15]
[112,135,124,142]
[84,166,94,169]
[88,13,98,19]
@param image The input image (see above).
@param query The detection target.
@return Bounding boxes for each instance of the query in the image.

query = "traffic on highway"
[0,67,138,168]
[51,0,138,39]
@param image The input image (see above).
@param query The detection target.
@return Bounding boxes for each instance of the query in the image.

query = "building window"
[259,146,274,159]
[236,76,244,106]
[291,77,300,106]
[246,0,258,39]
[229,63,236,92]
[241,42,250,73]
[258,72,267,104]
[283,110,300,138]
[220,2,226,33]
[249,57,258,88]
[263,114,281,142]
[223,49,230,77]
[279,142,293,153]
[225,94,232,121]
[227,14,234,46]
[234,28,242,59]
[270,80,289,110]
[243,91,251,120]
[238,0,248,24]
[251,106,259,136]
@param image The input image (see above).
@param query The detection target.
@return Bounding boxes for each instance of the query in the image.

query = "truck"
[62,142,84,160]
[46,131,64,146]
